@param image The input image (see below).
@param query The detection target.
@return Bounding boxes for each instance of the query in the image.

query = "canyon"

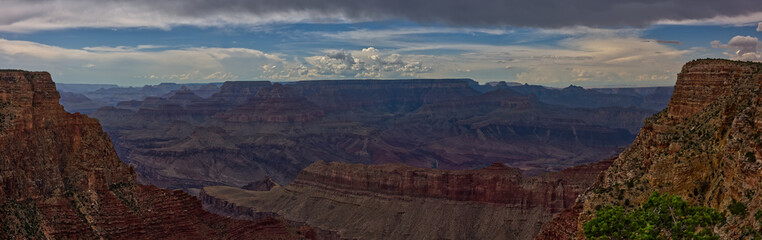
[0,71,312,239]
[0,65,687,239]
[47,68,682,239]
[75,78,667,192]
[196,59,762,240]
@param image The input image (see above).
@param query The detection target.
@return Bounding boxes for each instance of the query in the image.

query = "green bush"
[583,192,724,240]
[728,199,747,216]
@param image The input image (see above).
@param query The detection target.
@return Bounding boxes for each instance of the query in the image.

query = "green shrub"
[584,192,724,240]
[728,199,748,216]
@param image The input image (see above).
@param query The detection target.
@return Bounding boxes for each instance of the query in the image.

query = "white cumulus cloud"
[712,35,762,61]
[262,47,432,79]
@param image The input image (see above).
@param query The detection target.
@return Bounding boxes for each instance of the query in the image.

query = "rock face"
[539,59,762,239]
[667,61,748,119]
[0,71,306,239]
[89,79,655,191]
[0,71,133,200]
[293,161,606,210]
[201,159,613,240]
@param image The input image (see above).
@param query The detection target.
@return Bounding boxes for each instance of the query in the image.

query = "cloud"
[83,45,166,52]
[425,37,691,86]
[0,38,282,84]
[657,12,762,26]
[1,0,762,32]
[0,35,691,87]
[728,36,759,56]
[140,70,239,81]
[649,40,682,45]
[758,22,762,31]
[263,47,432,79]
[712,35,762,61]
[318,27,514,43]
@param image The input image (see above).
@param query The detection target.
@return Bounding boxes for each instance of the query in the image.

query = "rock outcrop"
[202,159,613,240]
[539,59,762,239]
[0,71,307,239]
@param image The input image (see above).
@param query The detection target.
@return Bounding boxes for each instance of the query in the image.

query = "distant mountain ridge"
[57,82,223,114]
[57,79,673,114]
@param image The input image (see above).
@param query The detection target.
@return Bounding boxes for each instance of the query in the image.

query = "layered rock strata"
[202,159,613,240]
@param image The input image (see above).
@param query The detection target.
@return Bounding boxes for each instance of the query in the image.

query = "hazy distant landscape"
[55,80,670,192]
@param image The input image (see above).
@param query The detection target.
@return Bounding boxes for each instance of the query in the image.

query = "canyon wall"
[202,159,613,240]
[540,59,762,239]
[0,71,307,239]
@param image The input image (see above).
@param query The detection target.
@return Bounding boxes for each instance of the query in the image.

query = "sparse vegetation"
[0,101,13,132]
[728,199,748,216]
[584,192,724,240]
[109,182,139,212]
[1,199,44,239]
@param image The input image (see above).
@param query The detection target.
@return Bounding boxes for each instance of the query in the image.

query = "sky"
[0,0,761,87]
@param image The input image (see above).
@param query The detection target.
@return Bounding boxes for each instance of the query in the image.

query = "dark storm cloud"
[145,0,762,27]
[2,0,762,30]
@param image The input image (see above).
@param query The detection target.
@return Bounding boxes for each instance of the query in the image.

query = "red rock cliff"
[0,71,305,239]
[539,59,762,239]
[0,71,134,200]
[667,60,757,119]
[294,160,612,212]
[202,159,612,240]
